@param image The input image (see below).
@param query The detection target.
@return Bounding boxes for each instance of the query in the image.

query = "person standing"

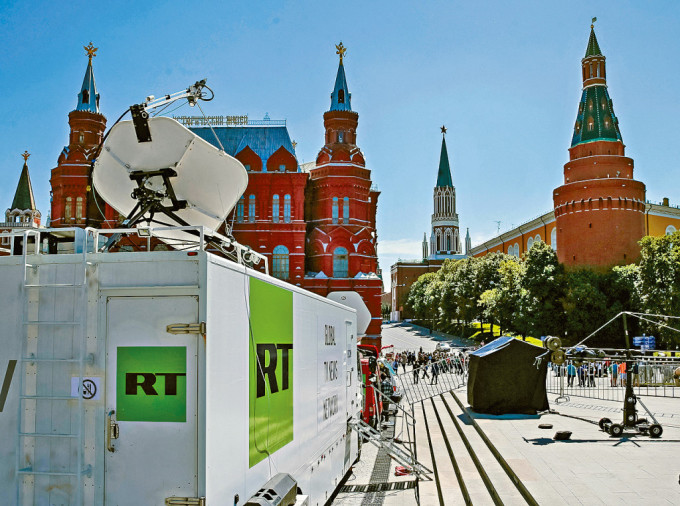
[567,362,576,387]
[431,362,439,385]
[610,362,618,387]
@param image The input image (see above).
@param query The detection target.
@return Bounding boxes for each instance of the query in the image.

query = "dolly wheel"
[649,424,663,438]
[609,424,624,437]
[599,417,611,430]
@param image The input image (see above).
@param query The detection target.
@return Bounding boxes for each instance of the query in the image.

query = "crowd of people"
[555,360,641,388]
[386,348,468,386]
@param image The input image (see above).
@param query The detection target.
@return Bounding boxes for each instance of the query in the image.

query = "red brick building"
[47,43,384,345]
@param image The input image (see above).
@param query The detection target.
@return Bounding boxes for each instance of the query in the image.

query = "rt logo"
[256,343,293,398]
[125,373,186,396]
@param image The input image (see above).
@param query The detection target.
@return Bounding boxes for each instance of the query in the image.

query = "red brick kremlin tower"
[553,23,646,268]
[50,43,111,228]
[305,43,383,345]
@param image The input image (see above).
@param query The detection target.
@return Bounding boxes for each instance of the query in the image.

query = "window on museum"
[343,197,349,224]
[65,197,72,220]
[332,197,339,224]
[75,197,83,220]
[279,164,285,172]
[272,245,290,280]
[244,164,251,171]
[333,247,349,278]
[236,197,244,223]
[272,195,279,223]
[284,195,291,223]
[248,195,256,223]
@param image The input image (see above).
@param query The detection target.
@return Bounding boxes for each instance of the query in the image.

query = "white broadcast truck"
[0,227,362,505]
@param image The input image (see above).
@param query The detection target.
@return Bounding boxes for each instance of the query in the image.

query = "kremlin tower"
[553,23,646,268]
[5,152,41,228]
[429,127,461,257]
[50,43,109,228]
[305,43,383,344]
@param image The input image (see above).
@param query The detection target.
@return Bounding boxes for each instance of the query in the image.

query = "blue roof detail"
[76,60,100,113]
[191,126,299,170]
[330,61,352,112]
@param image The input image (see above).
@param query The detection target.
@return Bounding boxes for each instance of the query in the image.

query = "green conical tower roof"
[584,26,602,58]
[11,155,37,211]
[436,132,453,187]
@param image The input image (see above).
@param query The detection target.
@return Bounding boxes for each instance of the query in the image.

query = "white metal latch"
[165,498,206,506]
[166,322,206,334]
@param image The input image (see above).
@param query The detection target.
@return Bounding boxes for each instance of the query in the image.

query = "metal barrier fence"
[546,359,680,402]
[393,357,468,405]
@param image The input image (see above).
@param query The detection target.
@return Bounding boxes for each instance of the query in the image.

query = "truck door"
[104,296,199,505]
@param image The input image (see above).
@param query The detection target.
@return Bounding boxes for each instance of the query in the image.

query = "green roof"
[570,85,622,146]
[585,27,602,58]
[436,136,453,187]
[11,162,37,211]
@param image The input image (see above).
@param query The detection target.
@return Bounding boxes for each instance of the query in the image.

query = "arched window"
[65,197,72,220]
[248,195,256,222]
[513,243,520,257]
[343,197,349,224]
[333,247,349,278]
[272,194,279,223]
[527,237,534,250]
[284,195,291,223]
[534,234,541,243]
[236,196,244,222]
[446,232,452,251]
[272,245,290,280]
[338,89,345,104]
[75,197,83,220]
[666,225,677,236]
[332,197,339,224]
[551,228,557,251]
[338,130,344,143]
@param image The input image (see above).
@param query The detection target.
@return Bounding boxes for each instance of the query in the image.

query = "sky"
[1,0,679,293]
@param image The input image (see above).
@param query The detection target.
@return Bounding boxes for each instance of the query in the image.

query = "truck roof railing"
[0,225,268,274]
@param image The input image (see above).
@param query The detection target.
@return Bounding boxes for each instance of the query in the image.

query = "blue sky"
[1,1,679,292]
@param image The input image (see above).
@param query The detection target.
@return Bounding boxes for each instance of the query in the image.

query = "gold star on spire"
[21,150,30,162]
[335,42,347,63]
[84,42,98,63]
[441,125,447,135]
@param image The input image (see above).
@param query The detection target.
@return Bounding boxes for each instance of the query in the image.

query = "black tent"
[467,336,550,415]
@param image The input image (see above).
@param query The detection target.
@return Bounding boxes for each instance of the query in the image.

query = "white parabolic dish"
[327,291,372,336]
[93,116,247,243]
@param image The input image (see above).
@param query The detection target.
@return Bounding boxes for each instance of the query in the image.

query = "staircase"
[15,229,91,506]
[349,418,432,479]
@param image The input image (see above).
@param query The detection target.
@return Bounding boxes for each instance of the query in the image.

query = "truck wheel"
[598,417,611,430]
[649,424,663,438]
[609,424,624,437]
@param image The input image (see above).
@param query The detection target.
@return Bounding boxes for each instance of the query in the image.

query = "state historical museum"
[40,42,384,346]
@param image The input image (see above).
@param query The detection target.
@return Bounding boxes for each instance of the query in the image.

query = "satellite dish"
[327,291,371,336]
[93,116,247,245]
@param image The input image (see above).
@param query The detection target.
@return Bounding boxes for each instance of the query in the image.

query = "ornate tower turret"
[553,22,646,267]
[50,43,108,228]
[430,126,461,257]
[305,43,382,345]
[5,151,41,228]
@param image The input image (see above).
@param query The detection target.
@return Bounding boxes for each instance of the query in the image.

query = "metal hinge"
[166,322,206,334]
[165,498,206,506]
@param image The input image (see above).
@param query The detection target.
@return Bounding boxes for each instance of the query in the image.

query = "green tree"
[520,241,566,339]
[562,270,609,345]
[637,231,680,347]
[479,256,524,336]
